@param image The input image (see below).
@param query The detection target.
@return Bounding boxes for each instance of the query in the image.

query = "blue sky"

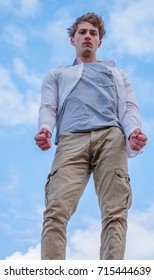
[0,0,154,260]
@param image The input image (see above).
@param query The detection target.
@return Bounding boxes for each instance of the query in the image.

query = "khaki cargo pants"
[41,127,132,259]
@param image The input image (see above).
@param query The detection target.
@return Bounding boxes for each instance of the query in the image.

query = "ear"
[97,40,102,48]
[70,37,75,46]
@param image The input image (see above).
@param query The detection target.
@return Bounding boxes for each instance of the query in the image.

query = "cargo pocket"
[45,174,51,207]
[114,169,132,208]
[45,169,59,207]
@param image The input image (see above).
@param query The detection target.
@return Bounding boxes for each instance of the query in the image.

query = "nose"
[85,32,91,40]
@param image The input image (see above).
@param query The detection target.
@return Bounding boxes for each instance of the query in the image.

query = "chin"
[82,49,92,56]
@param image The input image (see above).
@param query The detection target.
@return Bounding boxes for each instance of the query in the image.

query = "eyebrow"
[78,28,98,33]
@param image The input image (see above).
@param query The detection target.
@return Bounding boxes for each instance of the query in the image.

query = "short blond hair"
[67,12,106,39]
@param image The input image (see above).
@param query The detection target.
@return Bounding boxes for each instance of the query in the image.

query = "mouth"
[83,42,93,47]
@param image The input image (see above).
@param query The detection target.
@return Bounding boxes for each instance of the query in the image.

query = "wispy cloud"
[0,0,41,18]
[0,61,42,126]
[0,179,43,249]
[108,0,154,56]
[15,0,41,18]
[1,25,27,50]
[41,7,76,66]
[0,168,21,197]
[13,58,42,88]
[141,119,154,148]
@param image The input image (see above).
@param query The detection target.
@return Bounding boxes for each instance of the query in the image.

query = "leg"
[41,132,91,259]
[92,127,132,259]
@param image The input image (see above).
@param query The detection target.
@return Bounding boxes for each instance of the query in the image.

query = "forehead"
[76,21,98,32]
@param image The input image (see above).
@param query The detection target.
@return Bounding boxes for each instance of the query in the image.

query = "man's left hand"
[129,128,148,151]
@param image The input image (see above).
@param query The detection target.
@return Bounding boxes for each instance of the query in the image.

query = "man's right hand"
[34,128,51,151]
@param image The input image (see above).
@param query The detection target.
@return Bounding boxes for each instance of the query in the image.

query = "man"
[34,12,147,260]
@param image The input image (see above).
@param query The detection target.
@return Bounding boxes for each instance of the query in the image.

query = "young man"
[34,12,147,259]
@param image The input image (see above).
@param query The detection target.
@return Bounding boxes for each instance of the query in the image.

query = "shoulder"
[103,61,130,83]
[42,65,70,82]
[99,60,125,76]
[46,64,76,77]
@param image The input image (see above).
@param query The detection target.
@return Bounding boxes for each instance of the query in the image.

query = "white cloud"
[41,8,75,66]
[0,168,21,196]
[0,0,12,9]
[126,205,154,259]
[0,0,40,18]
[140,119,154,149]
[0,176,43,248]
[67,218,100,260]
[1,25,27,50]
[13,58,42,88]
[0,62,41,126]
[6,244,41,260]
[5,204,154,260]
[109,0,154,56]
[16,0,40,18]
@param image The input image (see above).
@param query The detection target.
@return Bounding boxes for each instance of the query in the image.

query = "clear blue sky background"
[0,0,154,260]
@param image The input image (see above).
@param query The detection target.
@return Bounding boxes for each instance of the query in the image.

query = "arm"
[34,70,58,151]
[120,70,148,155]
[38,69,58,133]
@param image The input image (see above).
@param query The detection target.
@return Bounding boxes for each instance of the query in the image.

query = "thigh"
[93,127,132,216]
[45,132,91,216]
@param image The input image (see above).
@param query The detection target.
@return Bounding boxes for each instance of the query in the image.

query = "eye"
[79,30,86,35]
[90,31,97,36]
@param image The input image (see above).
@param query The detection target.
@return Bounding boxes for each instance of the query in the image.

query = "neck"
[77,53,97,63]
[80,57,96,63]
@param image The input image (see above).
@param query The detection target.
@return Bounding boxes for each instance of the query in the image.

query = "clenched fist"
[129,128,147,151]
[34,128,52,151]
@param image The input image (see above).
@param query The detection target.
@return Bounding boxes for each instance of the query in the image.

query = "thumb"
[44,129,51,139]
[131,128,141,137]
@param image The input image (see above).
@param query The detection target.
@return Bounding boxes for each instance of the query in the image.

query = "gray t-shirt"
[55,62,121,144]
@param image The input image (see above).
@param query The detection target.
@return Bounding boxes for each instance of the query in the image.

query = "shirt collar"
[73,58,115,67]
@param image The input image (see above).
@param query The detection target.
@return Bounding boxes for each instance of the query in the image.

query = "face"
[70,21,102,61]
